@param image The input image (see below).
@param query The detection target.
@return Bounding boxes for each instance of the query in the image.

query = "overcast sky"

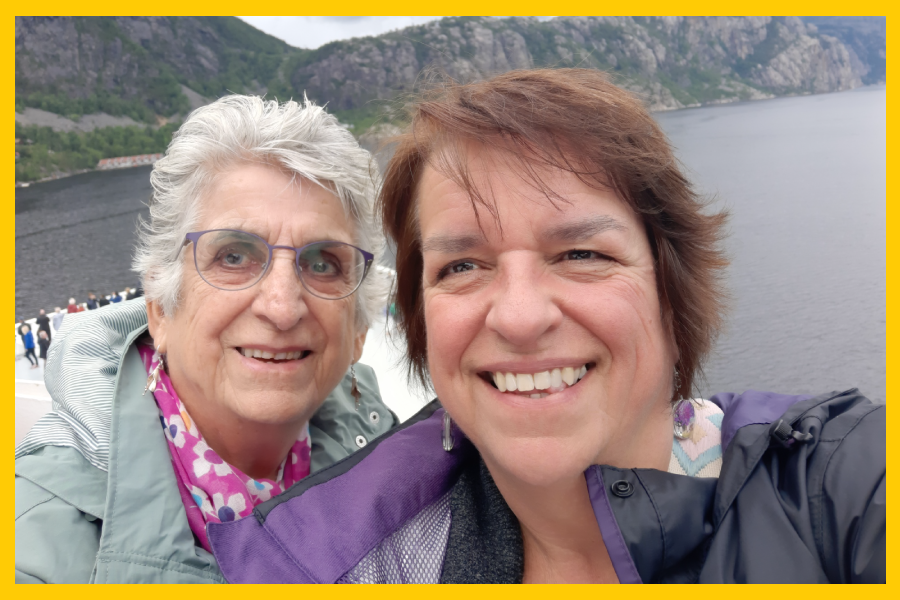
[237,17,443,49]
[238,16,553,49]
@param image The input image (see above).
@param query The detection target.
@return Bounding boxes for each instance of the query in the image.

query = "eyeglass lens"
[193,230,368,299]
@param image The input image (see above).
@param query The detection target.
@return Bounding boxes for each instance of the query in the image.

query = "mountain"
[15,16,292,123]
[799,16,886,85]
[292,16,874,125]
[16,15,883,134]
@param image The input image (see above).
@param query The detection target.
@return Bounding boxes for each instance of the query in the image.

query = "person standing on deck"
[35,309,51,342]
[51,308,64,333]
[19,325,37,369]
[37,330,50,369]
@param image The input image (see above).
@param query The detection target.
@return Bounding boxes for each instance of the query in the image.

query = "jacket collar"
[592,465,718,583]
[211,402,470,583]
[210,403,718,584]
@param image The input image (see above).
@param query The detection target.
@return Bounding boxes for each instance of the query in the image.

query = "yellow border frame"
[8,5,892,595]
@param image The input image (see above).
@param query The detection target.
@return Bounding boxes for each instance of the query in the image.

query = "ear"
[146,299,170,354]
[352,326,367,364]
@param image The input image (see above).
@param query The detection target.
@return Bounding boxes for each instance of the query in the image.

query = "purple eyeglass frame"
[183,229,374,300]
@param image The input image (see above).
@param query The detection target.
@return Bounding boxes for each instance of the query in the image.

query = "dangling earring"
[350,364,361,411]
[143,348,165,396]
[442,411,455,452]
[672,366,695,440]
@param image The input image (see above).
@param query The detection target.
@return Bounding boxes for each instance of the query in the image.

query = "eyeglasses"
[183,229,374,300]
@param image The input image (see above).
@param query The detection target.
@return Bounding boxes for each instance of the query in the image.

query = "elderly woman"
[15,95,397,583]
[209,70,885,584]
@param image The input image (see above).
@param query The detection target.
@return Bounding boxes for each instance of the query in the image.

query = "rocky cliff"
[16,16,880,131]
[294,16,867,118]
[15,16,289,121]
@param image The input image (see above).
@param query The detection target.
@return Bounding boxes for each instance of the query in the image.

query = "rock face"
[15,16,288,118]
[16,16,877,126]
[15,107,144,132]
[800,16,885,85]
[292,16,866,115]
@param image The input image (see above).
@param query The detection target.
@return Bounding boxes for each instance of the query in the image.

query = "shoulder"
[209,403,471,583]
[16,445,108,518]
[711,388,882,454]
[707,389,884,582]
[308,361,399,471]
[16,446,108,584]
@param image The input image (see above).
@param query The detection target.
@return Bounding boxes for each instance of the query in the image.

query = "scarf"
[138,343,311,552]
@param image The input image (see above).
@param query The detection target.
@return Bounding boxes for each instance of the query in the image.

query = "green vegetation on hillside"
[16,16,297,124]
[15,90,166,124]
[16,17,189,123]
[15,121,179,182]
[181,17,295,101]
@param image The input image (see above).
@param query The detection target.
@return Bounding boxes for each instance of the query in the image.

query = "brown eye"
[437,261,479,280]
[565,250,602,261]
[450,262,478,273]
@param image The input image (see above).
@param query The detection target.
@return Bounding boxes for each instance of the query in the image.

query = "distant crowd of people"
[16,286,143,369]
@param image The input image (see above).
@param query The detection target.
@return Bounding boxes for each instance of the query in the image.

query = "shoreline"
[15,84,884,188]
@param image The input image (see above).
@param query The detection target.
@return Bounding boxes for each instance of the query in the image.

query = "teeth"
[533,371,551,390]
[550,368,562,388]
[494,372,507,392]
[516,373,535,392]
[240,348,306,361]
[505,373,517,392]
[489,365,589,394]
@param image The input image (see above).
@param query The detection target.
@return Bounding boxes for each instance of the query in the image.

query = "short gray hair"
[133,95,387,328]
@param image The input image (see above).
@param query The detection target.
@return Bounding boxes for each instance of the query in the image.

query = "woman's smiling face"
[149,163,367,433]
[418,149,677,488]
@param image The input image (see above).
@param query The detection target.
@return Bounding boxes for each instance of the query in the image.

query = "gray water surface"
[14,86,886,402]
[655,86,885,402]
[16,166,152,319]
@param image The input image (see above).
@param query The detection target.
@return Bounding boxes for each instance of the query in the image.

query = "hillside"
[15,16,292,123]
[15,15,885,180]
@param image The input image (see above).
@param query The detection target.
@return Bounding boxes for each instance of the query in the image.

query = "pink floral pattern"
[138,343,311,551]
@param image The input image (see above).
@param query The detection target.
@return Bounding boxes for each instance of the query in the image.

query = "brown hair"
[378,68,728,400]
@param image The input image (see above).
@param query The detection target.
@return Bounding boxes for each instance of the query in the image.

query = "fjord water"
[14,86,886,403]
[655,85,885,402]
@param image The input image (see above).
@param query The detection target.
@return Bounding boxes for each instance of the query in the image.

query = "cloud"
[237,16,444,49]
[238,16,557,49]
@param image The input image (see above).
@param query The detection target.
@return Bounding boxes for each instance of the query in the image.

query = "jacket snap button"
[369,411,380,424]
[611,480,634,498]
[355,435,367,448]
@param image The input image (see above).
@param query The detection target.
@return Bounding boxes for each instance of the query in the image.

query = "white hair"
[133,95,388,329]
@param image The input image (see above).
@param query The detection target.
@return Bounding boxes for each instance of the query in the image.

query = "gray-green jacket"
[15,299,397,583]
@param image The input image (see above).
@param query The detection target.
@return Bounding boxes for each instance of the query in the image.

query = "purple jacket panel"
[586,466,643,583]
[209,408,471,583]
[709,390,813,450]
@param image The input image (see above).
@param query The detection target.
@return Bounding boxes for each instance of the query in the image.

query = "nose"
[484,254,563,348]
[251,251,309,330]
